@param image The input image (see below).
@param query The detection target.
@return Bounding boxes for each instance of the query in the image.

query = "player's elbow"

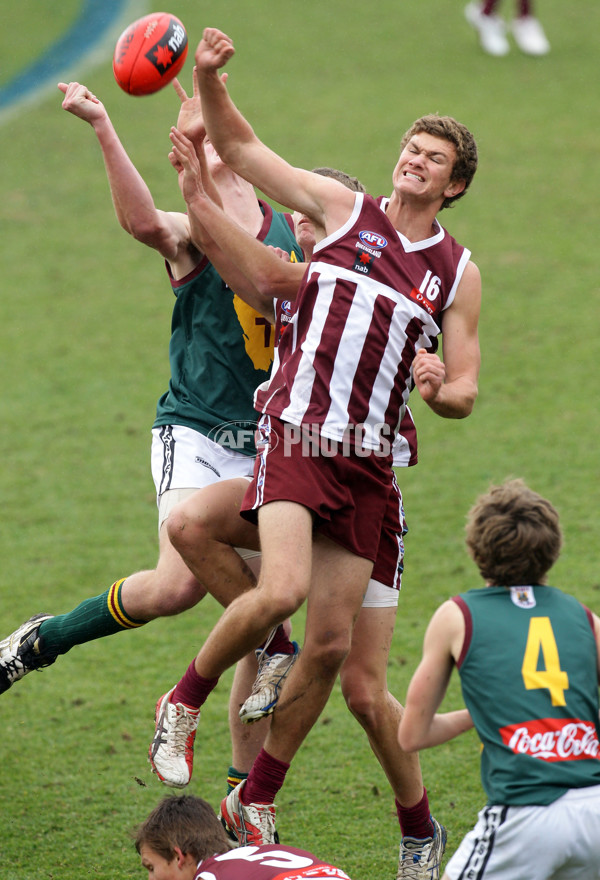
[398,728,420,752]
[433,378,478,419]
[252,296,276,322]
[214,139,252,174]
[121,213,158,240]
[129,218,175,255]
[453,388,478,419]
[459,381,479,417]
[397,724,421,754]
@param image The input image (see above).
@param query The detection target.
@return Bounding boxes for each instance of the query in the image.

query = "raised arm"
[398,600,473,752]
[58,81,193,269]
[194,28,355,236]
[171,68,222,210]
[413,259,481,418]
[169,126,306,317]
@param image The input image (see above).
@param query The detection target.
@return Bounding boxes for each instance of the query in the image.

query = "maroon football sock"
[396,789,435,839]
[260,624,296,656]
[241,748,290,805]
[171,659,219,710]
[482,0,499,14]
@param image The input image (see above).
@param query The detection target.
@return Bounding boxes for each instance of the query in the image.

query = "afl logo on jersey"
[359,230,388,249]
[280,300,293,316]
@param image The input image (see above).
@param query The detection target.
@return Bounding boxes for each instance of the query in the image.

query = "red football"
[113,12,188,96]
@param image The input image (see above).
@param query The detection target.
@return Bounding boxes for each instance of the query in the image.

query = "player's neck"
[385,192,442,243]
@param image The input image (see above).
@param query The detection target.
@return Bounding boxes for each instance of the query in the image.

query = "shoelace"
[398,859,424,880]
[169,704,198,751]
[154,701,198,757]
[397,838,434,880]
[0,654,26,681]
[252,653,288,693]
[254,626,278,668]
[242,802,276,844]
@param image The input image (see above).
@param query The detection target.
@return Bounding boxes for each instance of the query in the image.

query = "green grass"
[1,0,600,877]
[0,0,82,85]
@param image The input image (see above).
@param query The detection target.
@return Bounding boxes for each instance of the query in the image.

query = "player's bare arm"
[172,67,225,211]
[415,259,481,418]
[169,126,280,319]
[194,28,355,236]
[58,81,196,274]
[170,126,306,310]
[398,601,473,752]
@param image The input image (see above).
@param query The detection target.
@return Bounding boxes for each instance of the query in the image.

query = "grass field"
[1,1,599,877]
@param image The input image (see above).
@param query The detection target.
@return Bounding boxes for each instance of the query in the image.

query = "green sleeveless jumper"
[154,202,301,456]
[454,584,600,805]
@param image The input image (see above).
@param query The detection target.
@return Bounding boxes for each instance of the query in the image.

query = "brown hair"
[465,479,562,586]
[311,166,366,193]
[134,795,230,863]
[399,114,478,209]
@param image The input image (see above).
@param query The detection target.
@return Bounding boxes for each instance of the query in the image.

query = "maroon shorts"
[371,471,406,590]
[241,415,395,563]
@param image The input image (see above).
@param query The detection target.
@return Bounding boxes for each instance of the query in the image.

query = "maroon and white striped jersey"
[256,192,470,453]
[195,843,351,879]
[272,296,417,467]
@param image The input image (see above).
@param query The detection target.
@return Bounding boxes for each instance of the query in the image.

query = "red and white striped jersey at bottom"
[195,843,351,879]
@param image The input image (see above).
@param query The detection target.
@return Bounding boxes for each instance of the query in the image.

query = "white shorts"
[445,785,600,879]
[363,578,400,608]
[151,425,255,497]
[151,426,257,559]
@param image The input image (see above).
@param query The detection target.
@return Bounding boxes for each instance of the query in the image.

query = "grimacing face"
[392,132,464,204]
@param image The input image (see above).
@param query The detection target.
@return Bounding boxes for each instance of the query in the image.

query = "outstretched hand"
[58,81,106,124]
[172,67,205,146]
[172,66,229,146]
[195,27,235,72]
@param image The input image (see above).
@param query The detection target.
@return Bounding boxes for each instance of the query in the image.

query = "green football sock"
[37,578,146,656]
[226,766,249,795]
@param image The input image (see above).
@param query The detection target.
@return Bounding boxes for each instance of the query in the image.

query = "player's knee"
[255,572,309,622]
[339,664,386,725]
[166,503,208,555]
[342,677,376,721]
[255,589,301,626]
[166,505,190,548]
